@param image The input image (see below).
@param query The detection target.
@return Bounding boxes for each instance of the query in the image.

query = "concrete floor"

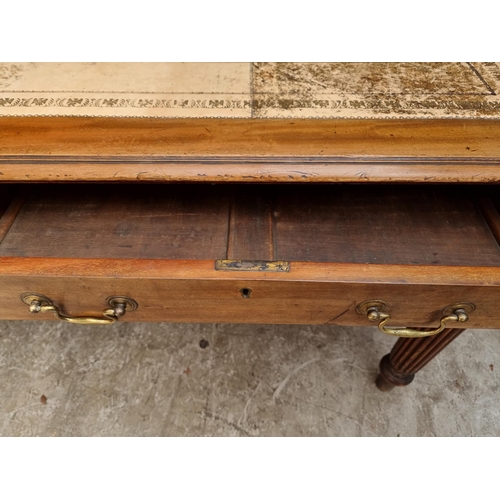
[0,320,498,436]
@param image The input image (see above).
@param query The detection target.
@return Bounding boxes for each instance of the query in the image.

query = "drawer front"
[1,183,500,332]
[1,259,499,330]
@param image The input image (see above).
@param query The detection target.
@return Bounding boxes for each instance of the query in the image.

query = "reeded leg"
[376,328,466,391]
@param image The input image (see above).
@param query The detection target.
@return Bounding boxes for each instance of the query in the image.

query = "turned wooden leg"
[376,328,466,391]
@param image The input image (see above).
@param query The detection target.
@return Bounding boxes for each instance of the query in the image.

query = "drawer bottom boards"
[0,184,499,328]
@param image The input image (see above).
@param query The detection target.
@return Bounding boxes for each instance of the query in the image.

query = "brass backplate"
[215,260,290,272]
[21,292,139,312]
[356,299,388,315]
[21,292,53,307]
[106,296,139,312]
[442,302,476,316]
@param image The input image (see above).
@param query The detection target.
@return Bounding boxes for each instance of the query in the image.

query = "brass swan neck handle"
[357,300,475,338]
[21,293,138,325]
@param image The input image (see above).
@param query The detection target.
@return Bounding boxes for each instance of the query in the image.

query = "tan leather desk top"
[1,62,500,119]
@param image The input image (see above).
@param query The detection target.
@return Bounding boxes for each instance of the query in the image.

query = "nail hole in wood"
[240,288,252,298]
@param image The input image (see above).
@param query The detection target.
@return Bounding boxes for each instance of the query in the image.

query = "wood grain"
[0,185,230,260]
[2,257,500,285]
[3,161,500,184]
[2,184,499,267]
[1,118,500,182]
[226,186,274,260]
[273,185,500,266]
[0,258,500,327]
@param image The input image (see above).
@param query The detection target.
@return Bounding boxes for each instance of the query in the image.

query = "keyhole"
[240,288,252,298]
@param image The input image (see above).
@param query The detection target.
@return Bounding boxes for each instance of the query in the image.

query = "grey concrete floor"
[0,320,498,436]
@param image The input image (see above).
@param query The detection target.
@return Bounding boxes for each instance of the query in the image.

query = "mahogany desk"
[1,62,500,391]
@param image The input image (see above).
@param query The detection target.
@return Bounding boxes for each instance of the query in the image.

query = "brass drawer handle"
[21,293,138,324]
[357,300,475,338]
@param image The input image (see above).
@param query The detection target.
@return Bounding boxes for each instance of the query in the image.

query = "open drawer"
[0,183,500,330]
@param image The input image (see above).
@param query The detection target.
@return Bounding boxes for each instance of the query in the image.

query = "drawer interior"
[0,184,499,266]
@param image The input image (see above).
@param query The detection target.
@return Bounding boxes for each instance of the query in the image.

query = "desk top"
[1,62,500,119]
[1,63,500,183]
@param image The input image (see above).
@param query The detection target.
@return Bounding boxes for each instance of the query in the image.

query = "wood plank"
[273,185,500,266]
[2,184,499,266]
[1,258,500,328]
[226,186,274,260]
[2,118,500,158]
[0,185,230,260]
[3,161,500,184]
[1,118,500,182]
[1,257,500,286]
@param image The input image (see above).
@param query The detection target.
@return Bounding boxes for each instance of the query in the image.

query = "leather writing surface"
[1,62,499,119]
